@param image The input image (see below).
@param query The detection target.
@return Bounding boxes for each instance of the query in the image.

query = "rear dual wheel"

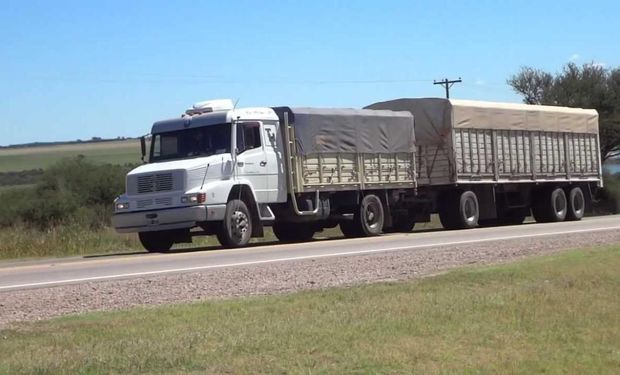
[438,190,479,230]
[340,194,385,237]
[532,187,568,223]
[272,222,316,243]
[566,186,585,221]
[384,213,416,233]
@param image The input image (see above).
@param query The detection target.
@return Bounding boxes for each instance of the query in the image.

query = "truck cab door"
[235,122,268,203]
[263,122,286,202]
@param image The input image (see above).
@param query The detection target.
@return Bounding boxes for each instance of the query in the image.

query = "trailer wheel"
[439,190,479,229]
[340,194,385,237]
[139,231,174,253]
[216,199,252,248]
[532,187,567,223]
[566,186,585,221]
[272,222,315,243]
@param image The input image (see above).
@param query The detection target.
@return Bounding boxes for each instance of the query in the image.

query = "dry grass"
[0,225,143,260]
[1,245,618,374]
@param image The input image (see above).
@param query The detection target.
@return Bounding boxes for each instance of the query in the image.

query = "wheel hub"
[365,203,380,229]
[230,210,249,238]
[464,198,476,222]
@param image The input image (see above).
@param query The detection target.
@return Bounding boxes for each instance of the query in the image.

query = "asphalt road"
[1,215,619,292]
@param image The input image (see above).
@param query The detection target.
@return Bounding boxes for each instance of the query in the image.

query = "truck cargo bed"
[273,107,417,193]
[367,98,602,186]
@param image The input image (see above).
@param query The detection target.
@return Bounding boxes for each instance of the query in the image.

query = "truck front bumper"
[112,204,226,233]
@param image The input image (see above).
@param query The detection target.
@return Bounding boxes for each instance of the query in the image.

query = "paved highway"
[1,215,619,291]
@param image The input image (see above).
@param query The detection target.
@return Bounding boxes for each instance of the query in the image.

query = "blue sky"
[1,0,618,145]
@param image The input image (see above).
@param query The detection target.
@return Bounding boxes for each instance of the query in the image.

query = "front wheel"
[217,199,252,248]
[139,231,174,253]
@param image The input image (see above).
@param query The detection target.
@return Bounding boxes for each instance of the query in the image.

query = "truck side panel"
[366,98,602,187]
[415,144,453,185]
[454,128,600,182]
[299,152,416,191]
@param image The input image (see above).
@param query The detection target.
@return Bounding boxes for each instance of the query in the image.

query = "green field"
[1,245,618,374]
[0,139,141,172]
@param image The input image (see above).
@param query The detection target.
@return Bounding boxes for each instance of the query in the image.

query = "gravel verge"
[1,229,619,328]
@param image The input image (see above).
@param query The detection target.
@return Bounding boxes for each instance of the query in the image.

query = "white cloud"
[474,79,486,85]
[569,53,581,62]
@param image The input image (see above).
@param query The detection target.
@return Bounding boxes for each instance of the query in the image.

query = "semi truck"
[111,98,602,251]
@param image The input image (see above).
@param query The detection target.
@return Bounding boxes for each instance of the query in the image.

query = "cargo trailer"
[366,98,602,228]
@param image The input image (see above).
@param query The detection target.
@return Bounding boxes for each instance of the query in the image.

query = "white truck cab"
[112,99,286,250]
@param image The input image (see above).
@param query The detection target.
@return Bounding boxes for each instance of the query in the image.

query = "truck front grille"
[136,197,173,210]
[136,173,174,194]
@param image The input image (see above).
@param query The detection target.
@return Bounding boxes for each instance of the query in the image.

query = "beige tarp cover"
[365,98,599,145]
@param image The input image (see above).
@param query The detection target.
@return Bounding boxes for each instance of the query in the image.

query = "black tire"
[139,231,174,253]
[385,213,416,233]
[339,194,385,237]
[500,213,527,226]
[358,194,385,236]
[480,211,527,227]
[532,187,567,223]
[339,219,362,237]
[566,186,585,221]
[272,222,315,243]
[439,190,479,229]
[216,199,252,248]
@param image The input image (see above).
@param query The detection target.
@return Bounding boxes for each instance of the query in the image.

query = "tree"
[508,63,620,162]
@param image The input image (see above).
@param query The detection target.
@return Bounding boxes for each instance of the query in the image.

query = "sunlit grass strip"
[1,246,618,374]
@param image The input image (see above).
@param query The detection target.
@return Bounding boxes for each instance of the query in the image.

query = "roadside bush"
[0,169,44,186]
[0,157,135,229]
[596,173,620,214]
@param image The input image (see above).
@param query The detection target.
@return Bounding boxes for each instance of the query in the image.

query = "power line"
[433,77,462,98]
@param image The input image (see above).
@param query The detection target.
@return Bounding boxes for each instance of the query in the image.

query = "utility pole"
[433,77,462,99]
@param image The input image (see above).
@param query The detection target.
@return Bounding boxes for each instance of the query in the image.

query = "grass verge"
[0,218,443,261]
[1,246,619,373]
[0,225,143,260]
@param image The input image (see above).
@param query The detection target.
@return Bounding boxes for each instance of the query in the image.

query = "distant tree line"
[508,62,620,162]
[0,136,135,149]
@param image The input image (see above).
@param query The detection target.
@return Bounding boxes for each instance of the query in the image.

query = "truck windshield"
[150,123,231,162]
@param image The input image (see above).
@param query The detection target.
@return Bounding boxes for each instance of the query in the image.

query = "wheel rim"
[230,210,249,241]
[364,200,381,230]
[573,191,584,214]
[554,193,566,215]
[463,197,477,223]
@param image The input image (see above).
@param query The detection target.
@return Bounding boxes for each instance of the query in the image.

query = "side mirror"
[140,136,146,162]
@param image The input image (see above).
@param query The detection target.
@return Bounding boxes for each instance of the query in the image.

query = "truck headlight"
[181,193,206,204]
[115,202,130,211]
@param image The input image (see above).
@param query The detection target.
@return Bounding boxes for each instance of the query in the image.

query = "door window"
[237,122,262,153]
